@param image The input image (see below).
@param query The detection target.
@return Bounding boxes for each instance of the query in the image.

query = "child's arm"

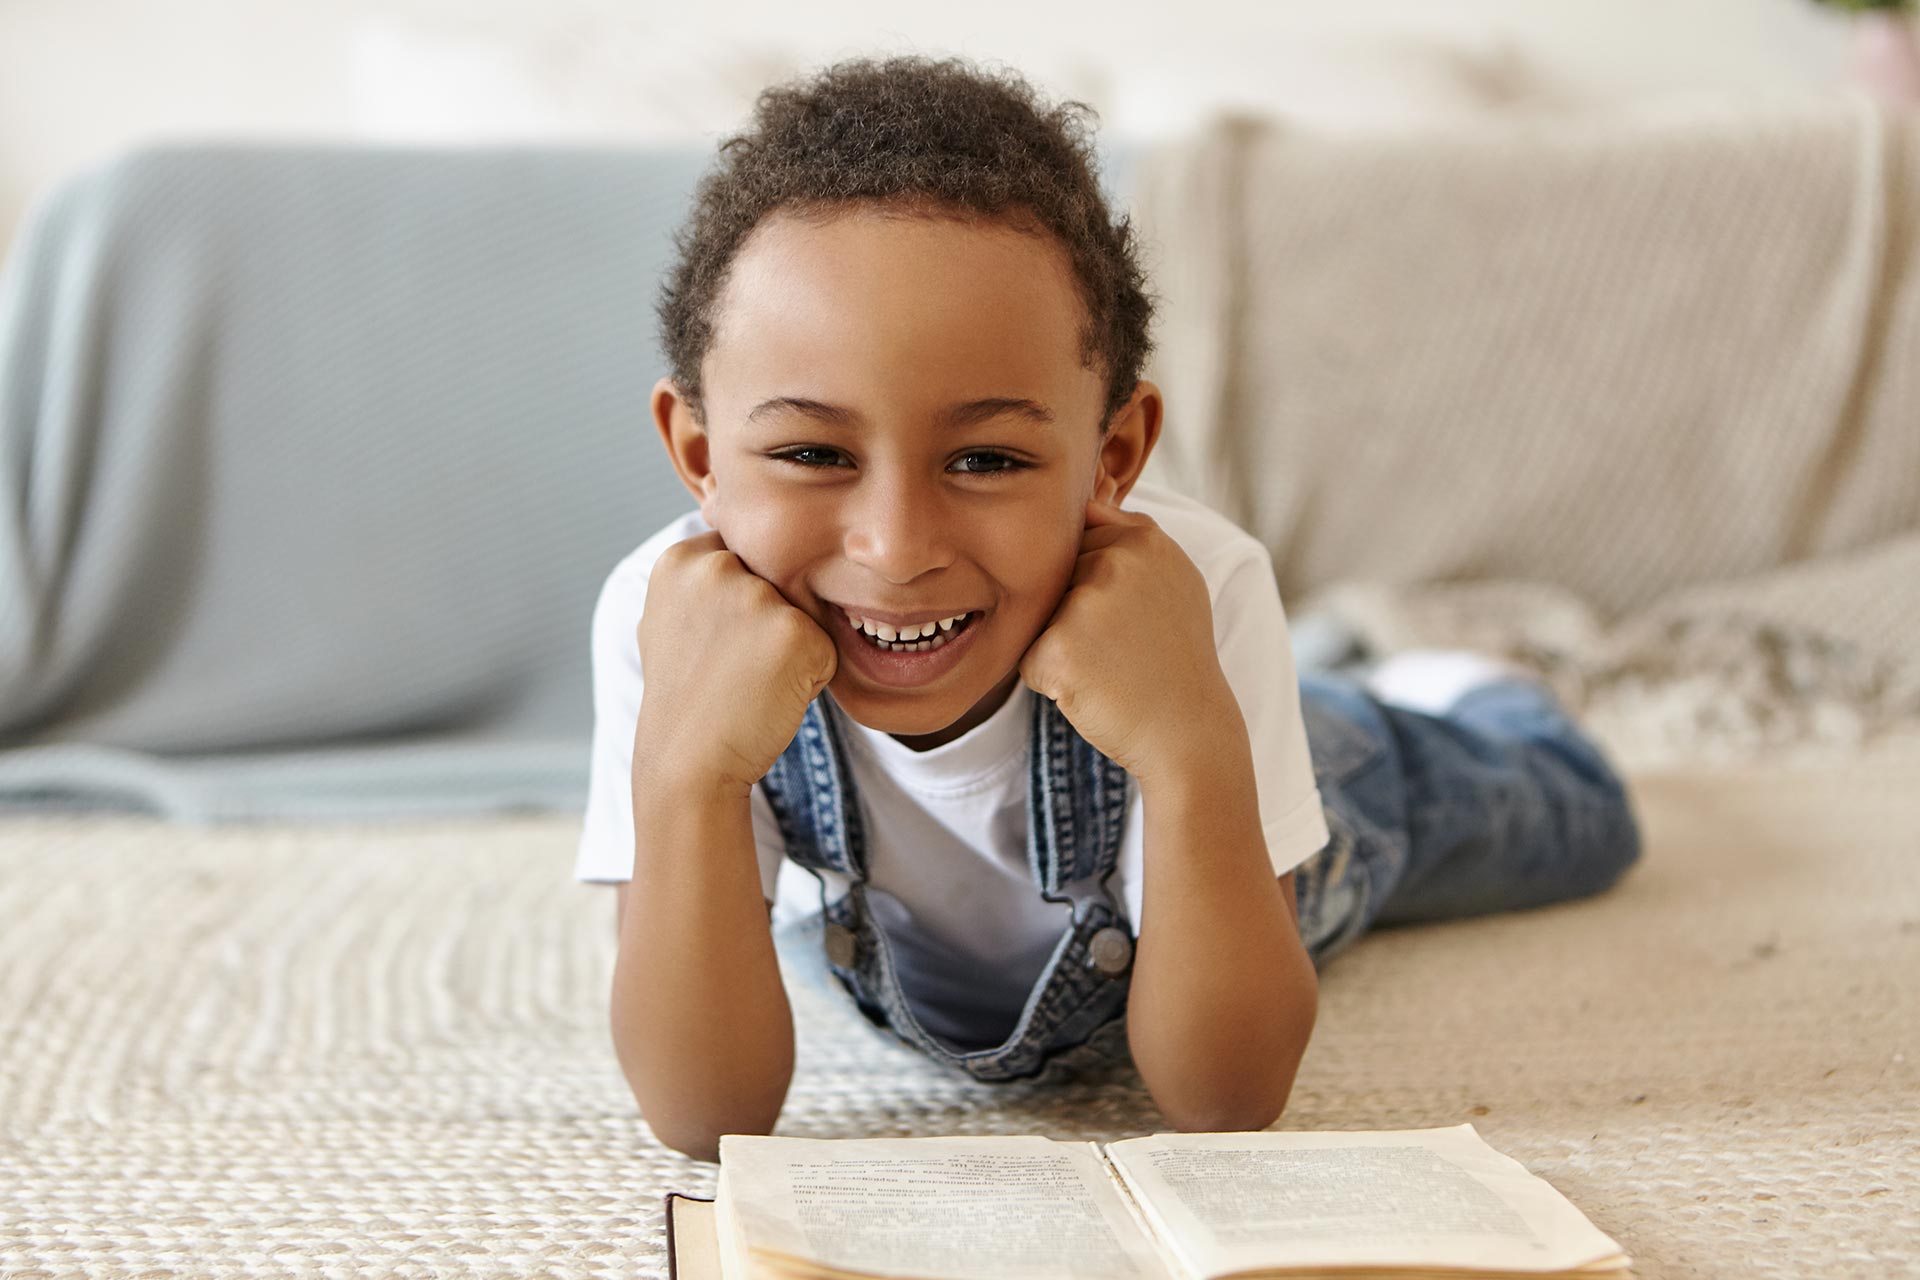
[613,759,793,1164]
[1125,699,1319,1133]
[607,531,838,1163]
[613,883,772,940]
[1018,497,1316,1132]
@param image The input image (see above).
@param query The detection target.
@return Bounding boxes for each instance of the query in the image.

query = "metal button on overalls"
[1088,925,1133,977]
[824,921,860,968]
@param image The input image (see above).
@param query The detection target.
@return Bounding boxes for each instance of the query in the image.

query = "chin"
[827,681,971,735]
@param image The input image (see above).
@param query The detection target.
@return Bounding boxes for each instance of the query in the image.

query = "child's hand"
[1018,496,1238,786]
[633,531,838,795]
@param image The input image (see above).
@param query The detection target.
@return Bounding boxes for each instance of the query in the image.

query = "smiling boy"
[575,55,1643,1164]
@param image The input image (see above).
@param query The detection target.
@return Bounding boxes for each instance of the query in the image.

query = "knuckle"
[776,608,813,643]
[659,538,699,567]
[693,552,739,589]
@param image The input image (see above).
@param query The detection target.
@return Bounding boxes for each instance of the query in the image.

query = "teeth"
[842,608,975,652]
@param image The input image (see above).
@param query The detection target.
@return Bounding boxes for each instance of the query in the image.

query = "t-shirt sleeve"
[572,556,787,906]
[1210,540,1331,878]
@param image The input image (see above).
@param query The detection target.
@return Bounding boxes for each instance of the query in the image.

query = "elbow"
[637,1099,783,1165]
[1161,1079,1296,1136]
[651,1124,724,1166]
[615,1026,791,1165]
[608,984,795,1165]
[1147,987,1317,1136]
[645,1113,764,1166]
[1151,1024,1309,1133]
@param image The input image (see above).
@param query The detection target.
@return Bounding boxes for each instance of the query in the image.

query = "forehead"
[704,207,1094,411]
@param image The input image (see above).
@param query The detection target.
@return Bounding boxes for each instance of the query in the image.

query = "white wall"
[0,0,1864,257]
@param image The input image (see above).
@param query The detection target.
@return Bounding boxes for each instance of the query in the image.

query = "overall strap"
[758,691,868,877]
[1026,686,1132,900]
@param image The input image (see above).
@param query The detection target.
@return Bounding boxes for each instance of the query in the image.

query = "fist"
[1017,497,1234,785]
[633,531,838,794]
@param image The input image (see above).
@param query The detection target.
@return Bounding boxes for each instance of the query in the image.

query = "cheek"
[985,524,1082,631]
[710,483,817,586]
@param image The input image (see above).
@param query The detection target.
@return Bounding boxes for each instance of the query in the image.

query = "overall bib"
[758,688,1139,1084]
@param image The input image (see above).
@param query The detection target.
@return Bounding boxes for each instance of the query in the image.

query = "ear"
[1091,380,1163,506]
[652,376,720,525]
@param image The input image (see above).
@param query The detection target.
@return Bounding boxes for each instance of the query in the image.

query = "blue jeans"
[1291,670,1644,970]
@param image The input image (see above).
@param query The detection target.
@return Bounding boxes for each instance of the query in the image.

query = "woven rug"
[4,733,1917,1278]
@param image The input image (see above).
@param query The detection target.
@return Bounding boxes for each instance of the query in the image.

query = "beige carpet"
[3,733,1917,1278]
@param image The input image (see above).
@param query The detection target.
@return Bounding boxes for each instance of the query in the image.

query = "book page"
[718,1133,1176,1280]
[1103,1124,1628,1278]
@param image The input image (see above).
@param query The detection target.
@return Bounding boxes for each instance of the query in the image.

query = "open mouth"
[826,603,988,687]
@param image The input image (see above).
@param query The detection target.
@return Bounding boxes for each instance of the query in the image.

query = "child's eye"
[952,450,1029,476]
[770,447,847,469]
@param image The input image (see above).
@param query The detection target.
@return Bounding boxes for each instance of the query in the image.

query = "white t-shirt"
[574,479,1330,1048]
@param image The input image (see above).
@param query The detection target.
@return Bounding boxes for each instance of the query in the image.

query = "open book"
[664,1123,1631,1279]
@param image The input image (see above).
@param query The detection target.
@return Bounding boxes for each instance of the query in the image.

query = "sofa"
[1,96,1914,1278]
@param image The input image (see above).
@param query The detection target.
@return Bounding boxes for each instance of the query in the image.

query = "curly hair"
[656,53,1157,433]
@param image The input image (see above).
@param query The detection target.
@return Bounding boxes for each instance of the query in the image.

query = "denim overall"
[760,672,1643,1085]
[758,688,1138,1084]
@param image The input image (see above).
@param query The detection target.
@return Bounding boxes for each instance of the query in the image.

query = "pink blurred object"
[1851,12,1920,105]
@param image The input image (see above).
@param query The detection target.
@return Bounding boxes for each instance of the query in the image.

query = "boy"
[574,55,1643,1164]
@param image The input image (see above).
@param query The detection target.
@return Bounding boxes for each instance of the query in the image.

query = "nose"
[841,470,956,584]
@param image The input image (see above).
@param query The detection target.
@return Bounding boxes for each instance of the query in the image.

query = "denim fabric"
[761,672,1643,1083]
[1290,671,1644,970]
[759,690,1138,1084]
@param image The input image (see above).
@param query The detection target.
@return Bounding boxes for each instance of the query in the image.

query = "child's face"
[654,205,1159,748]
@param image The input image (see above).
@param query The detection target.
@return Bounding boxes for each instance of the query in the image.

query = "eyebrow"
[746,396,1055,430]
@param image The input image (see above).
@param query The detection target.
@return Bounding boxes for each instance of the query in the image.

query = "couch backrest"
[1132,95,1920,621]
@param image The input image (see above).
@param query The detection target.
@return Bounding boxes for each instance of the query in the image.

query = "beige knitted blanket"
[1131,93,1920,770]
[3,728,1917,1277]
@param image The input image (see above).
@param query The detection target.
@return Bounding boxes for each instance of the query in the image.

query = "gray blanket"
[0,146,712,818]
